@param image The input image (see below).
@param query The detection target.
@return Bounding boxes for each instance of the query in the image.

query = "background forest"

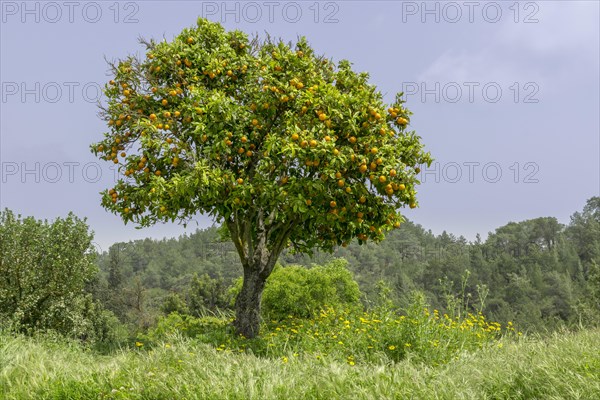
[89,196,600,337]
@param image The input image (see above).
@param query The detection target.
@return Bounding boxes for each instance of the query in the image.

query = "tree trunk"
[234,265,267,338]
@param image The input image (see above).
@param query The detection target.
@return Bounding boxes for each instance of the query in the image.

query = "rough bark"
[234,266,267,338]
[227,211,297,338]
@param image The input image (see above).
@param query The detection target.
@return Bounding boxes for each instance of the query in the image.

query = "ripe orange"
[335,172,342,179]
[309,140,317,147]
[161,99,168,106]
[238,148,245,154]
[155,170,161,176]
[359,196,366,203]
[390,169,397,177]
[337,179,344,187]
[345,187,352,193]
[187,37,194,44]
[409,202,416,209]
[251,119,258,126]
[349,136,357,144]
[306,199,312,205]
[291,133,299,141]
[330,201,337,208]
[246,150,253,157]
[318,113,327,121]
[359,164,368,173]
[237,178,244,184]
[379,176,386,183]
[396,117,408,125]
[241,136,248,143]
[398,184,406,191]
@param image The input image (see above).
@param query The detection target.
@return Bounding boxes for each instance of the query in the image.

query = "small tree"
[91,18,431,337]
[0,209,99,338]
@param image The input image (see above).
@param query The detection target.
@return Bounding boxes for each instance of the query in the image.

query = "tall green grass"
[1,329,599,399]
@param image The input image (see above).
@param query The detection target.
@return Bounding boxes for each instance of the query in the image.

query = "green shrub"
[142,312,232,344]
[0,209,116,343]
[230,258,361,321]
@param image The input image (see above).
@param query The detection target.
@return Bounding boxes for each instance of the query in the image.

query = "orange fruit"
[330,201,337,208]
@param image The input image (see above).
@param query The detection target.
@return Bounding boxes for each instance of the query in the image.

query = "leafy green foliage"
[260,259,361,320]
[91,17,431,252]
[0,209,114,342]
[187,273,232,315]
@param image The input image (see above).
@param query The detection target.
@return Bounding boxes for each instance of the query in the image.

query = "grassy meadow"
[1,323,599,399]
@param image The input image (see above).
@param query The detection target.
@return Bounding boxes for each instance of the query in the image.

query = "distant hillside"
[93,197,600,332]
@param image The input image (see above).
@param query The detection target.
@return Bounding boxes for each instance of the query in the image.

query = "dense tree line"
[91,197,600,333]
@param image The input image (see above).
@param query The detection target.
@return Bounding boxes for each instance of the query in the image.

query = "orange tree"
[91,18,432,338]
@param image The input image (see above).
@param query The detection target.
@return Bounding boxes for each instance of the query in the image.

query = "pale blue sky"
[1,1,599,251]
